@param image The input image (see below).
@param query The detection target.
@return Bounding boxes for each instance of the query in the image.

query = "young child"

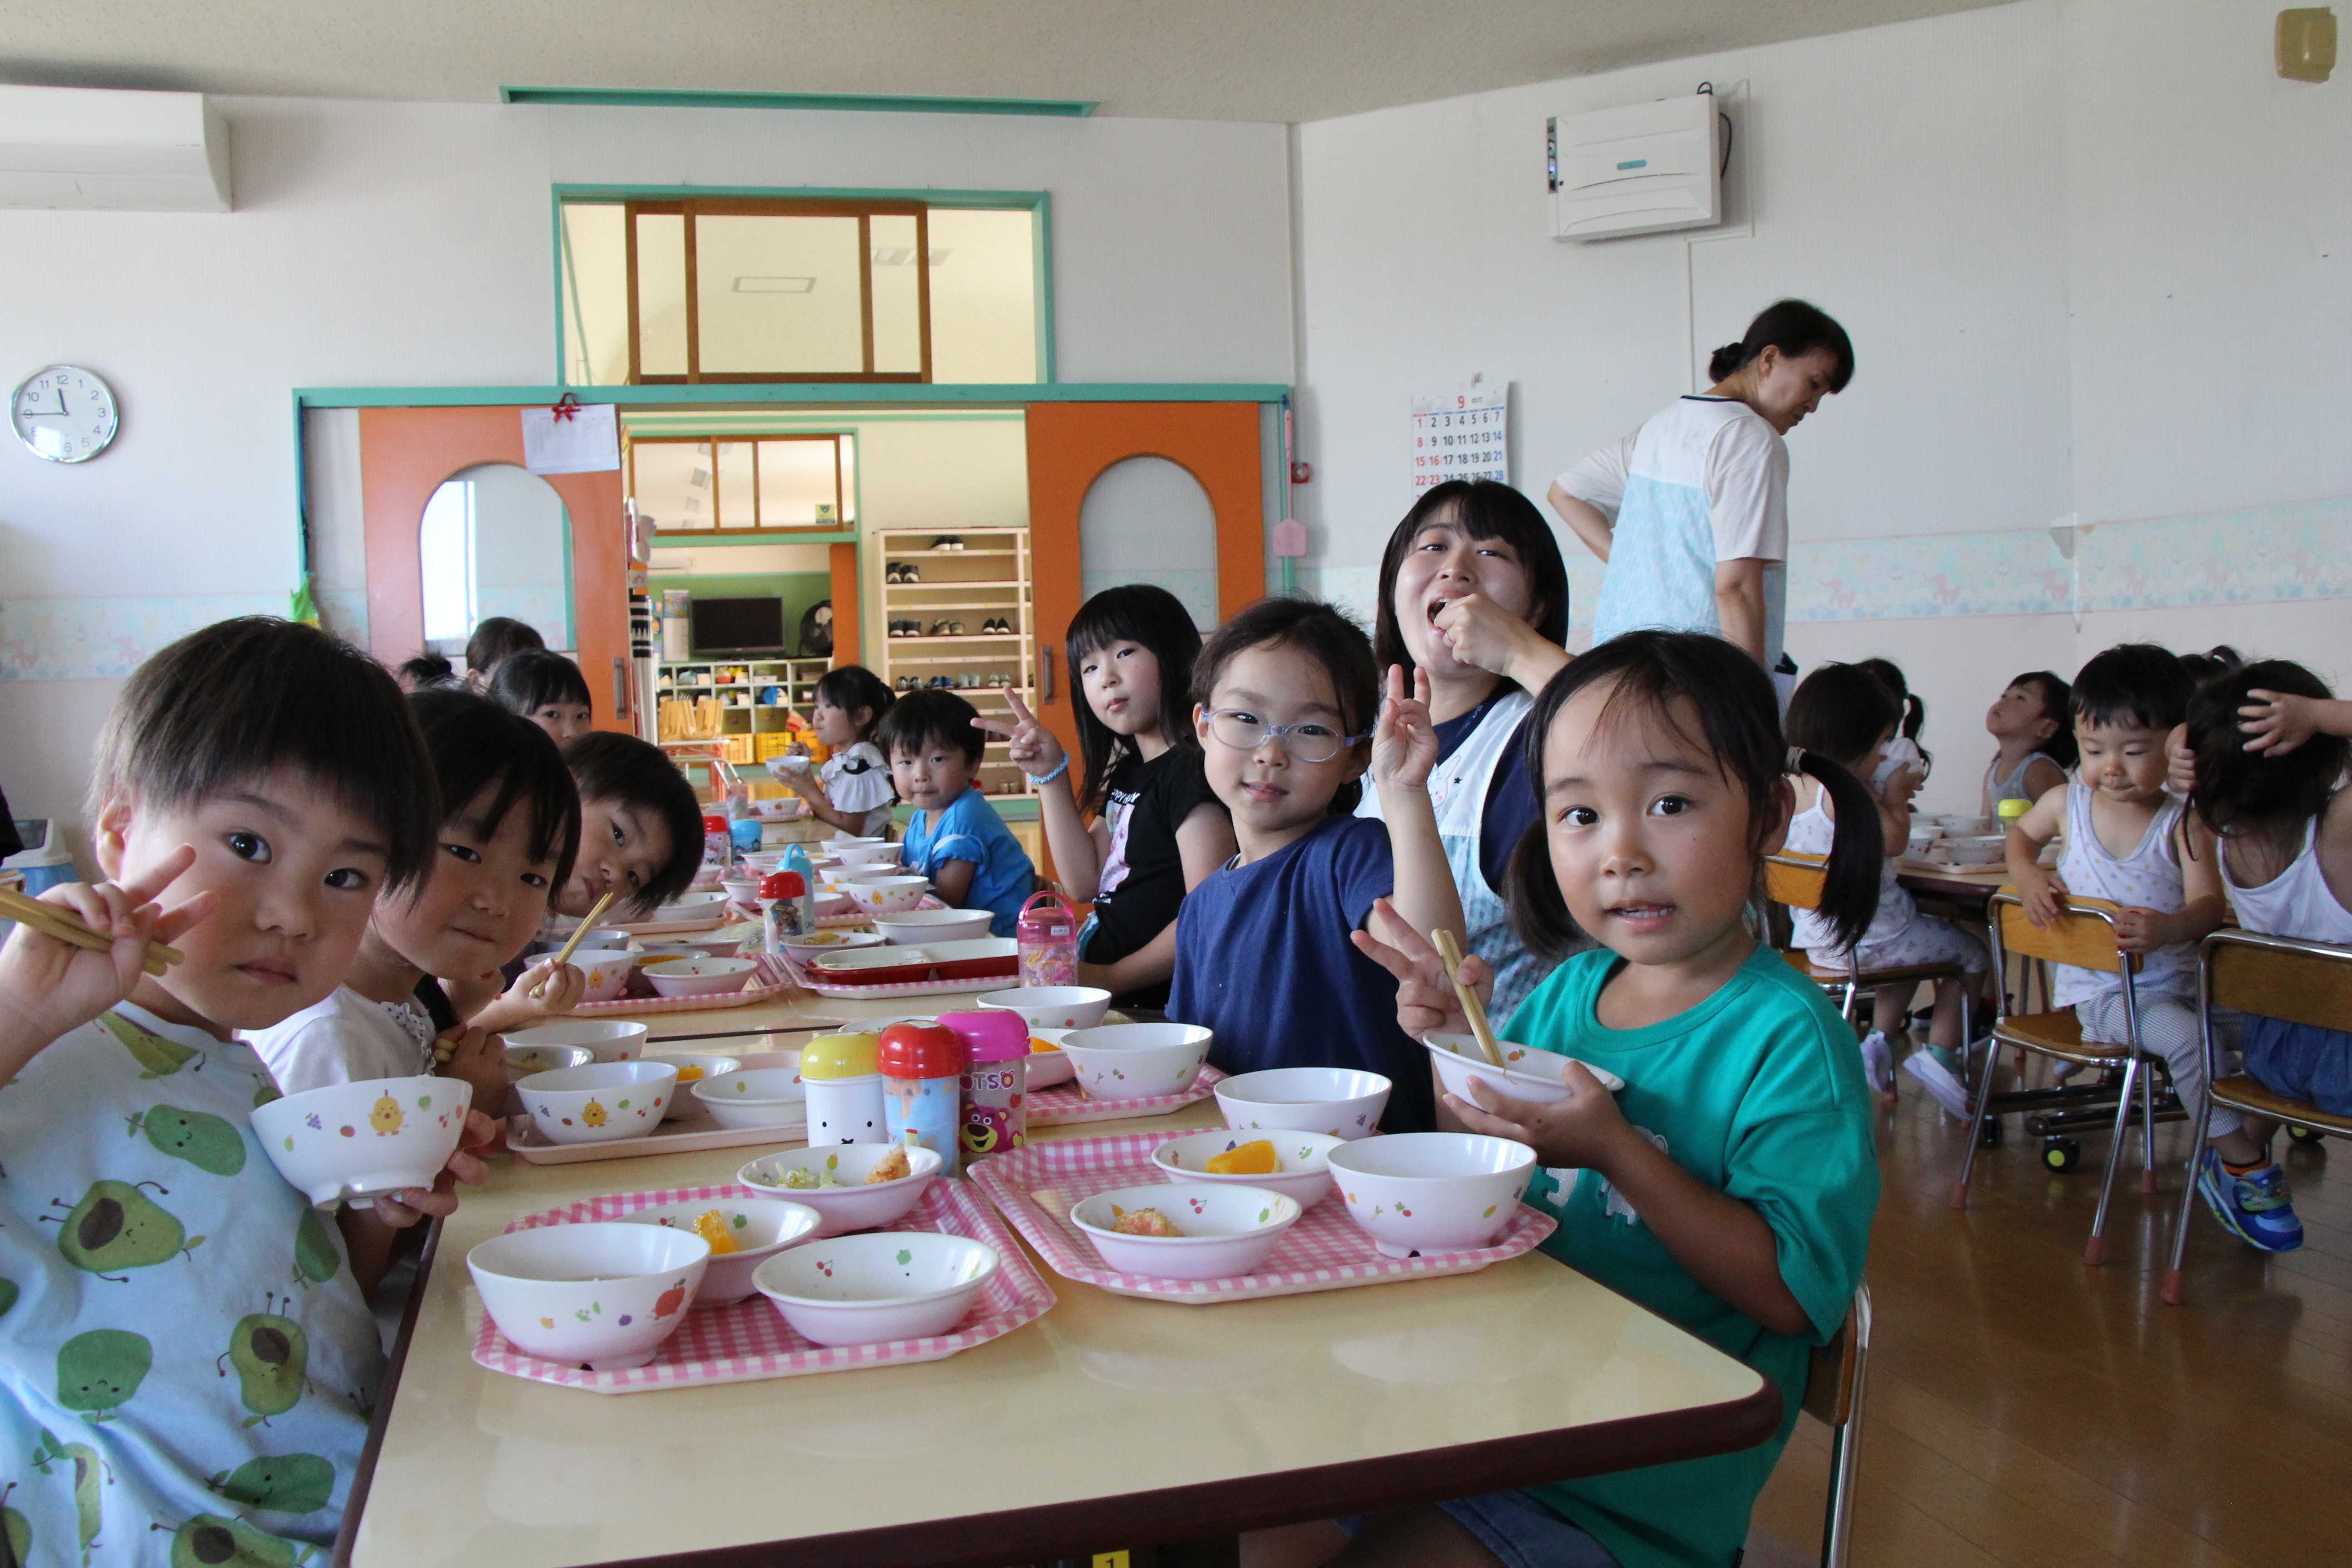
[769,665,897,838]
[1854,655,1931,792]
[249,690,585,1107]
[488,648,596,745]
[2179,660,2352,1250]
[980,586,1235,1007]
[557,731,705,919]
[1784,663,1990,1103]
[877,689,1036,935]
[1343,629,1878,1568]
[2005,646,2271,1234]
[1982,669,2075,813]
[0,617,491,1560]
[1168,598,1463,1134]
[463,614,543,689]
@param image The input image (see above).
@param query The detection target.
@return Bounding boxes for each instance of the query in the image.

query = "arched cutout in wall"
[418,462,576,655]
[1077,456,1218,633]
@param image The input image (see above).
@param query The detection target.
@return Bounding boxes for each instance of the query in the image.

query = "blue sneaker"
[2195,1149,2304,1252]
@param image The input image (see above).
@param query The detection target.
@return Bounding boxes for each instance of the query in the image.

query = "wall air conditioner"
[0,85,231,212]
[1548,93,1719,242]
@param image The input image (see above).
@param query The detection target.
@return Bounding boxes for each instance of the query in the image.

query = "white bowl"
[642,956,761,998]
[974,986,1112,1031]
[780,930,889,964]
[636,935,746,963]
[720,877,761,908]
[252,1076,474,1208]
[752,1230,998,1347]
[505,1043,596,1083]
[518,1061,680,1145]
[691,1067,808,1131]
[1423,1035,1625,1108]
[1026,1028,1075,1089]
[653,891,731,924]
[843,876,929,915]
[566,949,638,1003]
[546,926,631,950]
[871,908,996,945]
[649,1053,743,1120]
[1056,1023,1212,1100]
[1214,1067,1392,1141]
[736,1145,942,1235]
[1069,1182,1301,1280]
[503,1020,650,1063]
[1152,1129,1345,1209]
[468,1222,709,1370]
[615,1197,820,1306]
[1937,834,2007,867]
[831,842,904,868]
[1326,1132,1536,1259]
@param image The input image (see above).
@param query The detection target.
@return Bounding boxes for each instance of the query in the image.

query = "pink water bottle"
[1015,891,1080,988]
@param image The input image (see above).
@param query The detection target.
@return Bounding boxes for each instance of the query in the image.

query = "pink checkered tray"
[575,953,802,1017]
[970,1131,1556,1303]
[470,1177,1054,1392]
[1027,1065,1227,1127]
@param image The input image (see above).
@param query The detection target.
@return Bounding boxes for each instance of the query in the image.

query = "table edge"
[331,1215,442,1568]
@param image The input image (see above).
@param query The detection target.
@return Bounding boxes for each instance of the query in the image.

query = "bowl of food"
[690,1067,807,1131]
[870,908,996,945]
[649,1053,743,1119]
[652,891,730,925]
[1423,1036,1625,1108]
[1069,1182,1301,1280]
[974,986,1113,1032]
[516,1061,679,1145]
[842,876,929,916]
[752,1230,998,1347]
[504,1042,597,1082]
[566,949,638,1003]
[1214,1067,1392,1141]
[1026,1028,1075,1089]
[642,956,761,999]
[779,929,888,965]
[831,841,904,868]
[252,1076,474,1208]
[615,1197,820,1306]
[1326,1132,1537,1258]
[737,1144,942,1235]
[468,1222,709,1370]
[1055,1023,1212,1101]
[1151,1129,1346,1209]
[503,1020,651,1063]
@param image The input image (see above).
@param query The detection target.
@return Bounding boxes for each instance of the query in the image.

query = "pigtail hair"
[1793,747,1886,951]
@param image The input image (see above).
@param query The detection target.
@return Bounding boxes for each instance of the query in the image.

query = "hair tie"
[1786,745,1807,774]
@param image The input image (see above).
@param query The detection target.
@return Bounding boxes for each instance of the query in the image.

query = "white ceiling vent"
[1549,94,1720,242]
[0,85,231,212]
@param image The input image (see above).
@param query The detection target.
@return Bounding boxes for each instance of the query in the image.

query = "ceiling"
[2,0,2012,122]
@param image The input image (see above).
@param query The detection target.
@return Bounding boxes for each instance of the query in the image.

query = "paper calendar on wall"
[1410,382,1510,494]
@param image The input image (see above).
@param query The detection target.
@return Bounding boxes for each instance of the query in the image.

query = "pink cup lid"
[938,1010,1029,1062]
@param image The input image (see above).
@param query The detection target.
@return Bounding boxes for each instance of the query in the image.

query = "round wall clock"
[11,365,120,463]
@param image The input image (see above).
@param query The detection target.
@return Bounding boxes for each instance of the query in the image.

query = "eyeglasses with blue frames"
[1202,708,1368,765]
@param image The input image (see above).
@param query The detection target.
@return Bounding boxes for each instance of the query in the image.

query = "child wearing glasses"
[1167,598,1464,1132]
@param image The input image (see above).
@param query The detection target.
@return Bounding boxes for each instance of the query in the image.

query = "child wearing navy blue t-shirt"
[1169,598,1463,1132]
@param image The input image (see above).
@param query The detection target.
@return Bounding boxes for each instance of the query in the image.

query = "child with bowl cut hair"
[0,617,495,1562]
[876,688,1036,936]
[488,648,596,745]
[559,731,705,919]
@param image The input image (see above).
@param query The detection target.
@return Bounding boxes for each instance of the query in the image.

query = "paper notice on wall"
[520,401,620,474]
[1409,382,1509,494]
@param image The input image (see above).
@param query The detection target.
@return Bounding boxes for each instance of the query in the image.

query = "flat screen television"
[689,597,787,657]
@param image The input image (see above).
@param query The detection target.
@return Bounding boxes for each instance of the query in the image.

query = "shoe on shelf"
[931,535,956,552]
[2195,1149,2304,1252]
[927,621,949,637]
[948,620,965,636]
[1858,1030,1896,1097]
[1903,1051,1973,1121]
[884,563,900,583]
[900,563,919,583]
[944,535,965,551]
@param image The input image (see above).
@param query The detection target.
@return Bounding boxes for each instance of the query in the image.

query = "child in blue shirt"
[0,617,496,1563]
[1342,629,1881,1568]
[877,688,1036,936]
[1169,598,1463,1132]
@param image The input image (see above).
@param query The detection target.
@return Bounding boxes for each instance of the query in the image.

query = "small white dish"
[691,1067,808,1130]
[653,891,731,924]
[871,908,995,945]
[843,876,929,915]
[1326,1132,1537,1259]
[648,1053,743,1120]
[1026,1027,1075,1089]
[636,935,746,963]
[736,1144,943,1235]
[517,1061,680,1145]
[1069,1182,1301,1280]
[780,930,889,964]
[1056,1022,1212,1100]
[252,1076,474,1208]
[1213,1066,1392,1141]
[502,1020,651,1063]
[468,1221,709,1370]
[1423,1035,1625,1108]
[615,1197,820,1306]
[831,841,905,868]
[642,956,761,998]
[720,877,761,908]
[566,949,638,1003]
[1151,1129,1345,1209]
[974,986,1113,1031]
[752,1230,998,1348]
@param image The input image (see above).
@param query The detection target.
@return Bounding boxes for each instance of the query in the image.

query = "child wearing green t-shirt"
[1333,630,1884,1568]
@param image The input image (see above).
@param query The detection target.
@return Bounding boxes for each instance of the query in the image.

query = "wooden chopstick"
[0,887,181,976]
[1431,926,1505,1068]
[530,889,618,1000]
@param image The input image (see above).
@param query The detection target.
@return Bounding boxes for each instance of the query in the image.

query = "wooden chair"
[1764,855,1972,1042]
[1801,1284,1873,1568]
[2161,929,2352,1305]
[1959,892,2161,1265]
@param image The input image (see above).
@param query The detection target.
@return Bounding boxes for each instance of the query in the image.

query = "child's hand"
[1350,897,1486,1039]
[2112,905,2172,954]
[2241,690,2319,755]
[2016,864,2068,928]
[2167,724,2197,796]
[1881,762,1924,804]
[1430,594,1536,677]
[1446,1064,1629,1172]
[433,1024,509,1107]
[973,688,1068,781]
[514,958,586,1017]
[0,847,217,1059]
[362,1107,499,1229]
[1369,664,1439,793]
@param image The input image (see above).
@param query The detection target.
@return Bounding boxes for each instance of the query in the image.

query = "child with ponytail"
[1343,630,1878,1568]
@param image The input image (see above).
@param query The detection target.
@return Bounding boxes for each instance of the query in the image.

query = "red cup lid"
[937,1010,1030,1061]
[760,872,806,897]
[877,1022,965,1078]
[702,814,729,833]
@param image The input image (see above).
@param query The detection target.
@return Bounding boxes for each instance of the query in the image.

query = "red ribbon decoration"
[550,392,583,423]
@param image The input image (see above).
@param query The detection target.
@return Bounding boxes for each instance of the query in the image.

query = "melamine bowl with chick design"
[519,1061,679,1146]
[615,1197,819,1305]
[842,876,930,915]
[468,1221,709,1370]
[564,949,638,1003]
[253,1075,475,1208]
[1326,1132,1536,1259]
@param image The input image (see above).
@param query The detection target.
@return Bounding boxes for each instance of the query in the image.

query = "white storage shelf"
[877,526,1036,799]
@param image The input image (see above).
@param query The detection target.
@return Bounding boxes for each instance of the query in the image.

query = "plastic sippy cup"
[879,1021,966,1178]
[799,1032,887,1147]
[940,1009,1031,1161]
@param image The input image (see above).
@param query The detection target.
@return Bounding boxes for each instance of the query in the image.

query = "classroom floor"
[1745,1065,2351,1568]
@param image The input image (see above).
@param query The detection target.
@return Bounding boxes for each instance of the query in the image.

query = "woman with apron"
[1548,299,1853,669]
[1357,479,1573,1029]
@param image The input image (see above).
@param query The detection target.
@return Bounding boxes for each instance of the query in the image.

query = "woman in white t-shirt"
[1547,299,1853,668]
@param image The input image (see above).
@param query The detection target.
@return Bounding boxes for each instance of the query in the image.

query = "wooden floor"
[1745,1064,2352,1568]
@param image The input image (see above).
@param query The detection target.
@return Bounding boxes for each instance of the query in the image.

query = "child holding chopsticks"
[0,617,495,1563]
